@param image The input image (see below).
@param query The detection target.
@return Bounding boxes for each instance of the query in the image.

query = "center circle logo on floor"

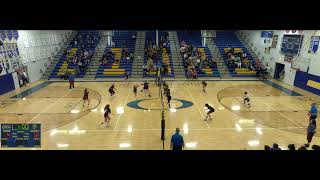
[127,98,193,111]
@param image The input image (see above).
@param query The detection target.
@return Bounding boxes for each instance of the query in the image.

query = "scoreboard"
[1,124,41,148]
[280,35,303,55]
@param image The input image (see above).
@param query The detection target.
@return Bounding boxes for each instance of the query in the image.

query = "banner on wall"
[312,36,320,53]
[271,35,278,48]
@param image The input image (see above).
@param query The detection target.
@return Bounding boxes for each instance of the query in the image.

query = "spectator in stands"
[111,41,115,48]
[271,143,281,150]
[288,144,295,150]
[264,145,271,150]
[312,145,320,150]
[298,145,307,150]
[130,52,134,63]
[132,33,136,40]
[143,64,148,72]
[126,54,130,64]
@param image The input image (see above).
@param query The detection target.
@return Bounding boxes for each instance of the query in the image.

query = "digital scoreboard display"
[1,124,41,148]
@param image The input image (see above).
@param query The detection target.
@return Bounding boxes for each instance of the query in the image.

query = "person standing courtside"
[170,128,184,151]
[68,72,75,90]
[309,103,318,127]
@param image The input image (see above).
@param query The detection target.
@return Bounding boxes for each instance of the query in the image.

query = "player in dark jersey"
[202,81,207,93]
[204,103,215,121]
[101,104,111,127]
[141,81,151,97]
[167,94,172,108]
[133,84,138,97]
[109,84,116,96]
[83,88,89,107]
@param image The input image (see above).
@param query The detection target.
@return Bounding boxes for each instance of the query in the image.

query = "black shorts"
[208,110,214,114]
[244,98,250,102]
[109,89,115,94]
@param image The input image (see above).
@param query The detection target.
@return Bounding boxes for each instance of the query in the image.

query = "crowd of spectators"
[101,40,134,65]
[180,41,216,79]
[225,47,255,71]
[144,32,170,75]
[62,33,98,76]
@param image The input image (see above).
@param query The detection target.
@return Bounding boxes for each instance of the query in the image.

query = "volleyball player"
[204,103,215,121]
[167,94,172,108]
[101,104,111,127]
[243,91,251,108]
[109,84,116,96]
[141,81,151,97]
[133,84,138,97]
[83,88,89,107]
[202,81,207,93]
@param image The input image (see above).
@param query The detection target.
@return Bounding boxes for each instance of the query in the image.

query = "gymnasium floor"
[0,79,319,150]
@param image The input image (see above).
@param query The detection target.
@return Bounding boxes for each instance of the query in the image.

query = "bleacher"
[143,31,174,78]
[214,31,256,77]
[177,31,220,77]
[49,30,101,79]
[96,30,136,78]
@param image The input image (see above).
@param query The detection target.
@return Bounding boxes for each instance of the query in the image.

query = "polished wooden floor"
[0,79,319,150]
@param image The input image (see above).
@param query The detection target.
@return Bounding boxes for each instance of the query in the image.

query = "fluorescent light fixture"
[185,142,197,148]
[183,123,188,134]
[128,125,132,133]
[119,143,131,148]
[256,127,263,135]
[71,109,80,114]
[248,140,260,147]
[235,123,242,132]
[57,143,69,148]
[231,105,241,111]
[22,98,26,101]
[116,106,124,114]
[218,107,225,110]
[91,108,97,112]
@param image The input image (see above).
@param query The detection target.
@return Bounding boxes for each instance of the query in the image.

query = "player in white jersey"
[243,91,251,108]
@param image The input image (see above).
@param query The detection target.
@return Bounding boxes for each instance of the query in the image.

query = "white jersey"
[243,94,250,100]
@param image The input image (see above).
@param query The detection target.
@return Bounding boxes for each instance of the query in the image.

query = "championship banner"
[312,36,320,53]
[309,36,314,53]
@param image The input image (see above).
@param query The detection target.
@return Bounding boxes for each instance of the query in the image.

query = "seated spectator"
[143,64,148,72]
[132,33,136,39]
[264,145,271,150]
[112,41,115,48]
[298,145,307,150]
[271,143,281,150]
[288,144,296,150]
[312,145,320,150]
